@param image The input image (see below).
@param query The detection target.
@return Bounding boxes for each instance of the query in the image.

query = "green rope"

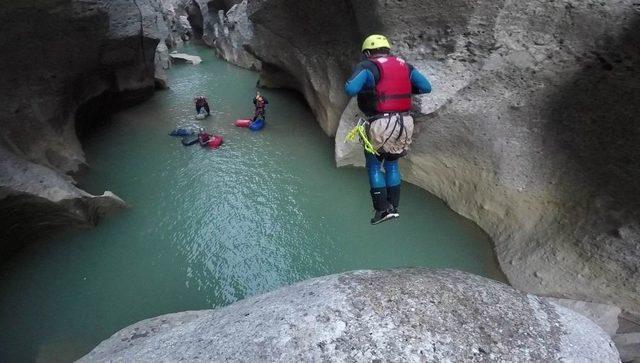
[345,120,379,155]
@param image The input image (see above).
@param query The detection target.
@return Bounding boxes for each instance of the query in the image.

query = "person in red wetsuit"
[197,128,212,146]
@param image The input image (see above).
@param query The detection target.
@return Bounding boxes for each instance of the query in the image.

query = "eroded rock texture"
[0,0,168,257]
[160,0,193,47]
[209,0,640,315]
[185,0,241,42]
[181,0,260,69]
[211,0,261,70]
[80,269,620,362]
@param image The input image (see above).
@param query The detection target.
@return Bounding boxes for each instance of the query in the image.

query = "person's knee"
[365,153,385,188]
[368,170,386,189]
[384,159,401,187]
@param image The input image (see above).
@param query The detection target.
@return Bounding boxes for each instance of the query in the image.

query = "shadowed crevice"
[544,18,640,280]
[186,0,204,39]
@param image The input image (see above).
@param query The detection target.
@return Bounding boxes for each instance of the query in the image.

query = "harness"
[367,111,411,121]
[377,113,410,153]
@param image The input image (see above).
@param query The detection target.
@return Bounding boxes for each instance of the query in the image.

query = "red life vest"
[370,56,412,113]
[198,132,211,143]
[255,98,266,110]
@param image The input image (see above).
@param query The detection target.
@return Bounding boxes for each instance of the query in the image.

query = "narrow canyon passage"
[0,44,501,362]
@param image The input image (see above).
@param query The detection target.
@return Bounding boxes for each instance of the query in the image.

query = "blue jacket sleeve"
[410,68,431,94]
[344,69,375,97]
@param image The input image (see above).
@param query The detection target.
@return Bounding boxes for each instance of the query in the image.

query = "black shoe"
[370,210,399,225]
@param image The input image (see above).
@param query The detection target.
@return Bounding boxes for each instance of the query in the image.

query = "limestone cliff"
[0,0,169,257]
[206,0,640,315]
[160,0,194,47]
[182,0,259,69]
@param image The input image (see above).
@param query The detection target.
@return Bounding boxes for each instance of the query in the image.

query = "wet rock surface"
[209,0,640,316]
[0,0,168,256]
[80,269,620,362]
[169,52,202,64]
[154,41,171,88]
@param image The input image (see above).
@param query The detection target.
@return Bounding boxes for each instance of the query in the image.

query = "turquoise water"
[0,45,502,362]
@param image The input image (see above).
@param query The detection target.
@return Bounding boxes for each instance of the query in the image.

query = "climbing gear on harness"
[345,118,379,155]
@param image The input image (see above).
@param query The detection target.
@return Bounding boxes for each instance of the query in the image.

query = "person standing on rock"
[344,34,432,225]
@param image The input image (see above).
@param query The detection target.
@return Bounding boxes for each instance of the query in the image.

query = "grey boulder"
[169,52,202,65]
[80,269,620,362]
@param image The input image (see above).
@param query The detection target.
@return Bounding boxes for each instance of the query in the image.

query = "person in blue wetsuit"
[345,34,432,225]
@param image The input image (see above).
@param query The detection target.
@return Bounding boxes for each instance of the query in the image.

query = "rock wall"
[180,0,260,69]
[211,0,261,70]
[0,0,170,257]
[185,0,241,43]
[80,269,620,362]
[209,0,640,315]
[160,0,193,46]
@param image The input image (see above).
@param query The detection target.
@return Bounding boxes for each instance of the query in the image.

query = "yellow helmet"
[362,34,391,52]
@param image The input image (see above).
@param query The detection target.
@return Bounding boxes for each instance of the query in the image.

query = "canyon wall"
[0,0,170,257]
[204,0,640,315]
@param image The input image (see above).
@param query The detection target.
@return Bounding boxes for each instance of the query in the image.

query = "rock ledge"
[80,269,619,362]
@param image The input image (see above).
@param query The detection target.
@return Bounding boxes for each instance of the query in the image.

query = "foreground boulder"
[80,269,619,362]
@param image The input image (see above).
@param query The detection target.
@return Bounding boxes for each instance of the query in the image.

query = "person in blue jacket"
[345,34,432,225]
